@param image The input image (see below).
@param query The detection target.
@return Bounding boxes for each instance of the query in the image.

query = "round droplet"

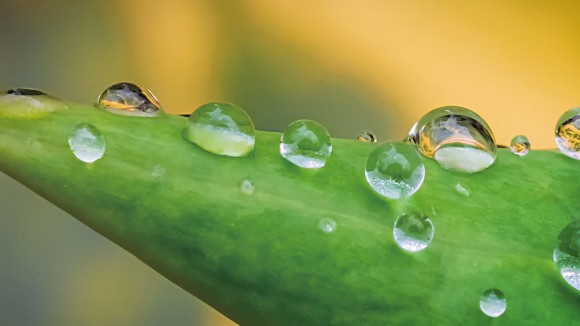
[407,106,496,173]
[454,183,470,196]
[183,102,255,157]
[365,142,425,199]
[96,82,162,117]
[0,88,67,118]
[319,218,337,234]
[239,178,254,195]
[553,220,580,291]
[357,130,378,143]
[555,108,580,160]
[280,119,332,169]
[68,123,106,163]
[479,288,507,317]
[393,212,434,252]
[510,135,530,156]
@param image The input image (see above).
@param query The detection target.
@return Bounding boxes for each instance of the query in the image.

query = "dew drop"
[555,108,580,160]
[510,135,530,156]
[68,123,106,163]
[365,142,425,199]
[183,102,255,157]
[357,130,378,143]
[280,119,332,169]
[454,183,470,196]
[479,288,507,317]
[393,212,434,252]
[152,164,166,178]
[96,82,162,117]
[553,220,580,291]
[0,88,67,118]
[319,218,337,234]
[239,178,254,195]
[407,106,496,173]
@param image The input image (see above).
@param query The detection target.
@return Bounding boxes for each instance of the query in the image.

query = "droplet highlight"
[68,123,106,163]
[96,82,162,117]
[393,212,434,252]
[479,288,507,317]
[0,88,67,118]
[510,135,530,156]
[555,108,580,160]
[553,220,580,291]
[280,119,332,169]
[183,102,255,157]
[239,178,254,195]
[318,218,337,234]
[365,142,425,199]
[357,130,378,143]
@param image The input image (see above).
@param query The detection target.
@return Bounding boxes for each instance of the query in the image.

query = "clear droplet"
[454,183,470,196]
[280,119,332,169]
[152,165,166,178]
[68,123,106,163]
[319,218,337,234]
[357,130,378,143]
[407,106,496,173]
[555,108,580,160]
[0,88,67,118]
[393,212,434,252]
[510,135,530,156]
[96,82,162,117]
[553,220,580,291]
[239,178,254,195]
[479,288,507,317]
[365,142,425,199]
[183,102,255,157]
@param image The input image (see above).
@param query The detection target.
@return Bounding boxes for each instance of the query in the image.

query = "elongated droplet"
[68,123,106,163]
[407,106,496,173]
[0,88,67,118]
[319,218,337,234]
[239,178,254,195]
[393,212,434,252]
[510,135,530,156]
[365,142,425,199]
[97,82,162,117]
[280,119,332,168]
[553,220,580,291]
[479,289,507,317]
[555,108,580,160]
[454,183,470,196]
[357,130,378,143]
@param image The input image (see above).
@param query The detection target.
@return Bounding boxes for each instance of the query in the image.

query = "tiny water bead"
[479,289,507,318]
[510,135,530,156]
[183,102,255,157]
[393,212,434,252]
[280,119,332,169]
[454,183,470,196]
[555,108,580,160]
[318,218,337,234]
[0,88,67,118]
[553,220,580,291]
[239,178,254,195]
[68,123,106,163]
[96,82,162,117]
[357,130,378,143]
[407,106,496,173]
[365,142,425,199]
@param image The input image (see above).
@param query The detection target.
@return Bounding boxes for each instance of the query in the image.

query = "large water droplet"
[280,119,332,169]
[357,130,378,143]
[97,82,162,117]
[319,218,337,234]
[183,102,255,157]
[555,108,580,160]
[393,212,434,252]
[0,88,67,118]
[365,142,425,199]
[479,288,507,317]
[553,220,580,291]
[510,135,531,156]
[407,106,496,173]
[239,178,254,195]
[68,123,106,163]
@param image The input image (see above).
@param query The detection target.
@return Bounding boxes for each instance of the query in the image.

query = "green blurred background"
[1,1,580,325]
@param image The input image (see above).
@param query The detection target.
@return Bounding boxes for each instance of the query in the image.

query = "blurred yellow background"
[1,1,579,325]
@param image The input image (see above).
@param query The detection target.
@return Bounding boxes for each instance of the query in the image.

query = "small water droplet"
[68,123,106,163]
[96,82,162,117]
[239,178,254,195]
[454,183,470,196]
[319,218,337,234]
[357,130,378,143]
[510,135,530,156]
[553,220,580,291]
[555,108,580,160]
[365,142,425,199]
[280,119,332,169]
[183,102,255,157]
[152,165,166,178]
[0,88,67,118]
[407,106,496,173]
[479,288,507,317]
[393,212,434,252]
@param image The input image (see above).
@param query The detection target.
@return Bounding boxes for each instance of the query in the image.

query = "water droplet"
[239,178,254,195]
[553,219,580,291]
[280,119,332,169]
[407,106,496,173]
[454,183,470,196]
[68,123,106,163]
[0,88,67,118]
[357,130,378,143]
[555,108,580,160]
[183,102,255,157]
[319,218,337,234]
[510,135,530,156]
[393,212,434,252]
[479,288,507,317]
[365,142,425,199]
[152,165,166,178]
[96,82,162,117]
